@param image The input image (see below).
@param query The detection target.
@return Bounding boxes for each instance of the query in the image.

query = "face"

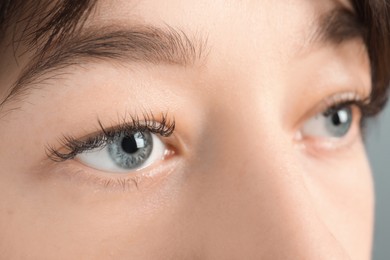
[0,0,375,259]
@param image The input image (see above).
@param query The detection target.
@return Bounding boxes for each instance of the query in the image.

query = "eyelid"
[46,112,176,162]
[317,92,367,115]
[48,153,180,192]
[44,112,180,191]
[293,92,366,154]
[295,106,361,155]
[292,91,367,131]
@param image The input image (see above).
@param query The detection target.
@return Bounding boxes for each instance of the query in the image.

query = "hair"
[0,0,389,114]
[352,0,390,113]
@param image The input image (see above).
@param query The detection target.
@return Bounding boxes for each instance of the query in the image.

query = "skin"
[0,0,374,259]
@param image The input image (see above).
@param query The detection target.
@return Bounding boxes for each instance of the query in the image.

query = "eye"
[76,131,167,173]
[301,106,354,138]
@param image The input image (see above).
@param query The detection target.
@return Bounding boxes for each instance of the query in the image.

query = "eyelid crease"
[46,111,175,162]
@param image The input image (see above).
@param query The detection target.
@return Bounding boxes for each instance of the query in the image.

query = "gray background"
[367,104,390,260]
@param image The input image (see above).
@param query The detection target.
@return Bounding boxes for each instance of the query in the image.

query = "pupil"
[331,109,348,126]
[121,135,139,154]
[331,112,341,126]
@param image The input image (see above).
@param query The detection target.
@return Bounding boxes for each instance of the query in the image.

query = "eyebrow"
[1,25,207,107]
[311,7,366,47]
[1,6,365,107]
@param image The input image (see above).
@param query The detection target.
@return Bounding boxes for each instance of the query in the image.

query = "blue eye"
[301,106,353,138]
[76,131,166,173]
[108,132,153,169]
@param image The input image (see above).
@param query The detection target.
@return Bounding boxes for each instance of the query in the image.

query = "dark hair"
[1,0,389,114]
[0,0,96,52]
[352,0,390,113]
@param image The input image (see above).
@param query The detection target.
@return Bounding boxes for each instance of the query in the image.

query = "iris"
[108,132,153,169]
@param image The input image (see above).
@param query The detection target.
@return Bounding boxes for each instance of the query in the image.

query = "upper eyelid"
[290,91,369,131]
[319,92,367,113]
[46,112,175,162]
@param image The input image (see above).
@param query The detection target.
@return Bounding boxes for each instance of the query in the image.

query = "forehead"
[94,0,352,21]
[87,0,356,54]
[0,0,367,106]
[92,0,350,33]
[0,0,358,61]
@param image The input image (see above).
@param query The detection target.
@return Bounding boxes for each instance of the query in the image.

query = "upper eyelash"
[319,92,381,134]
[320,89,387,119]
[46,92,379,162]
[321,92,370,116]
[46,112,175,162]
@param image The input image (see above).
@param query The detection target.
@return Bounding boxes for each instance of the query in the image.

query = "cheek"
[302,141,374,258]
[0,125,374,259]
[0,163,185,258]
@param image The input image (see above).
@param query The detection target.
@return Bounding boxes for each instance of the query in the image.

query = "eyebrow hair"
[22,25,205,82]
[313,7,366,46]
[0,6,365,108]
[1,25,207,107]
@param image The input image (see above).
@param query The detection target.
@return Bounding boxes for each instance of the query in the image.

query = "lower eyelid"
[46,155,181,192]
[291,91,366,130]
[46,112,176,162]
[295,114,361,156]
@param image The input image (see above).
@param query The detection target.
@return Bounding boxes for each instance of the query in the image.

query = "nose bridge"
[192,102,351,259]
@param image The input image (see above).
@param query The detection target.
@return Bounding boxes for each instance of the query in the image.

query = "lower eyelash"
[46,112,175,162]
[50,154,179,192]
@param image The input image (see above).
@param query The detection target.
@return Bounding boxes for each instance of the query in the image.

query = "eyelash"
[47,92,377,162]
[320,92,372,127]
[46,112,175,162]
